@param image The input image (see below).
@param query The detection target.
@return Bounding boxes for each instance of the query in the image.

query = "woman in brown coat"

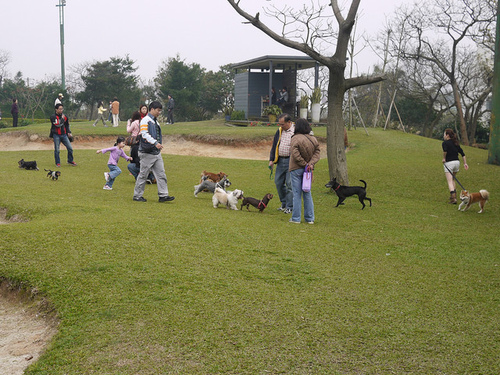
[289,118,321,224]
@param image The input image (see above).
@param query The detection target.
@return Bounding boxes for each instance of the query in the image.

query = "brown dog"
[458,190,489,213]
[240,193,273,212]
[200,171,227,183]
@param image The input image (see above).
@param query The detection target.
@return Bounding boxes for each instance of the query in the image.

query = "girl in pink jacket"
[97,136,132,190]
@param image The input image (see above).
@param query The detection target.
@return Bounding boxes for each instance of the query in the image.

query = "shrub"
[231,110,246,120]
[19,118,31,127]
[0,120,8,129]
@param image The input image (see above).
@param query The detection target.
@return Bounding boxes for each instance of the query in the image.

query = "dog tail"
[359,180,367,189]
[44,169,51,172]
[479,190,489,200]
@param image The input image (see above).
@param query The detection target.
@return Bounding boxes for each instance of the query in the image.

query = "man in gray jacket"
[133,101,175,203]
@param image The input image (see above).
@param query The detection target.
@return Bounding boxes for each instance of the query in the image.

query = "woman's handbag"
[302,165,312,192]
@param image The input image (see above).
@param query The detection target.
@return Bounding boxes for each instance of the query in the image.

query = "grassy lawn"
[0,122,499,374]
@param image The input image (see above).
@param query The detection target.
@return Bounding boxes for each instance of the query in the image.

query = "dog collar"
[258,201,267,209]
[334,185,341,191]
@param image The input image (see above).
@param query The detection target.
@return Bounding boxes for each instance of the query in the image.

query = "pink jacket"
[127,119,140,136]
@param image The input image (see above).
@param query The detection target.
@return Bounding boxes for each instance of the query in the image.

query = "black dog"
[325,178,372,209]
[45,169,61,180]
[240,193,273,212]
[18,159,39,170]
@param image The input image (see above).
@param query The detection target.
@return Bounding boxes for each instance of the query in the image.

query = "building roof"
[231,55,320,71]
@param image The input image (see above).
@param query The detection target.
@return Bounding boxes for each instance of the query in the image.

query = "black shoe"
[133,197,147,202]
[159,196,175,202]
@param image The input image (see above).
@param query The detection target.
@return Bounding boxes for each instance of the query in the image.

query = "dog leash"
[444,163,467,190]
[269,165,274,180]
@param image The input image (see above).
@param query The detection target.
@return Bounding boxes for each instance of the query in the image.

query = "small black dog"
[45,169,61,180]
[325,178,372,209]
[240,193,273,212]
[18,159,39,170]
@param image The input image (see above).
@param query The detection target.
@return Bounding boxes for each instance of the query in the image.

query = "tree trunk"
[452,80,469,145]
[326,68,349,185]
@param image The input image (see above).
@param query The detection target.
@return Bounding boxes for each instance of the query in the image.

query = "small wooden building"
[232,55,320,119]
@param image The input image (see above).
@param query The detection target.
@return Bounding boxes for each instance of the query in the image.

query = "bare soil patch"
[0,281,58,375]
[0,132,327,160]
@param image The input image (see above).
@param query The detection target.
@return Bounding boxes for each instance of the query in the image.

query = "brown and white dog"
[458,190,489,213]
[201,171,227,183]
[240,193,273,212]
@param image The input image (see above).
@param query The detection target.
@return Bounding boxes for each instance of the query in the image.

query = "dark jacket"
[442,139,465,162]
[11,102,18,115]
[269,127,283,164]
[49,113,71,137]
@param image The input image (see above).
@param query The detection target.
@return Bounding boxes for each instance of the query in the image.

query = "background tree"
[155,57,235,121]
[391,0,496,146]
[77,56,141,120]
[155,55,205,121]
[228,0,384,184]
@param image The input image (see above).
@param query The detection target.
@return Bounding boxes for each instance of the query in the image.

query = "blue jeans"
[290,168,314,223]
[127,163,154,181]
[106,164,121,188]
[53,133,74,165]
[274,157,293,209]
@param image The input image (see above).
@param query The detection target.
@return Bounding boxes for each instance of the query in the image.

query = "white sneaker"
[104,172,110,182]
[283,208,292,214]
[307,221,314,225]
[288,219,300,224]
[103,185,112,190]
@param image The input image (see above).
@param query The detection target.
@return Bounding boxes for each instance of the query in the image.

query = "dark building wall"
[234,72,284,119]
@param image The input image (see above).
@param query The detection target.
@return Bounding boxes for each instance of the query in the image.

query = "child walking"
[96,136,132,190]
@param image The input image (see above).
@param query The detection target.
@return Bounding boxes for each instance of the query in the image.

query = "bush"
[19,118,31,127]
[231,110,246,120]
[0,120,8,129]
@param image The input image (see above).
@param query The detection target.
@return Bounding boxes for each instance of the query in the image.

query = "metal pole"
[56,0,66,91]
[488,0,500,165]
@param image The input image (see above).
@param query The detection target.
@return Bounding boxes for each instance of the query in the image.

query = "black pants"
[12,114,18,127]
[167,109,174,124]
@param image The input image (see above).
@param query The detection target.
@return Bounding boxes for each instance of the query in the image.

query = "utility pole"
[56,0,66,91]
[488,0,500,165]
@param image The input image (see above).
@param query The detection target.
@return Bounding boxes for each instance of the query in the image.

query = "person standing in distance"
[111,97,120,127]
[54,93,64,106]
[166,94,175,124]
[269,113,294,214]
[11,98,19,127]
[133,101,175,203]
[50,104,76,167]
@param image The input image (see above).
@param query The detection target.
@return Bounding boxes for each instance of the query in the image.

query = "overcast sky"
[1,0,406,86]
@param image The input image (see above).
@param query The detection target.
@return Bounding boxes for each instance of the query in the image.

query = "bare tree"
[392,0,496,146]
[0,50,10,87]
[227,0,384,184]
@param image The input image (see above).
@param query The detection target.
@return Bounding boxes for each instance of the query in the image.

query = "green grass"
[1,125,499,374]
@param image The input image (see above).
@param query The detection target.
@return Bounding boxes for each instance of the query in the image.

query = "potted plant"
[262,104,282,123]
[311,87,321,123]
[223,106,233,121]
[299,95,309,119]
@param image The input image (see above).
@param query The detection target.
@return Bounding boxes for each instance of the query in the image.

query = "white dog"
[212,187,244,210]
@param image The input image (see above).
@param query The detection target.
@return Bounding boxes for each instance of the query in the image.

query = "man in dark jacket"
[268,113,294,213]
[50,104,76,167]
[11,98,19,127]
[166,94,174,124]
[133,101,174,203]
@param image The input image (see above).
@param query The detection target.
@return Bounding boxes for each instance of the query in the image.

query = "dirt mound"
[0,132,326,161]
